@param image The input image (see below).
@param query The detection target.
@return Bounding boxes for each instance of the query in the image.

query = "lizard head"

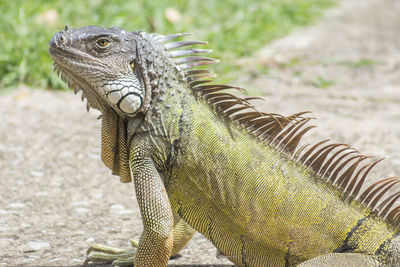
[49,25,145,117]
[50,25,217,121]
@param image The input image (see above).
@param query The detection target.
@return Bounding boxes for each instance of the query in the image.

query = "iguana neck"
[133,77,196,166]
[132,31,187,122]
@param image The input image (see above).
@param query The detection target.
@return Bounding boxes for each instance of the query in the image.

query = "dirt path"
[1,0,400,266]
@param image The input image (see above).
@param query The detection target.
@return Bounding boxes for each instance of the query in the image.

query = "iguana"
[49,25,400,266]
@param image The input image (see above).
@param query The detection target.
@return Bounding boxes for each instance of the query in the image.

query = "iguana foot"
[84,240,138,266]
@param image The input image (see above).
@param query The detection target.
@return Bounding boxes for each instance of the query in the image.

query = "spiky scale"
[169,49,212,58]
[174,56,216,65]
[159,33,193,43]
[164,40,207,50]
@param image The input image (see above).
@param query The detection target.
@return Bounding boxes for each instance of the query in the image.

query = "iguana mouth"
[51,60,143,117]
[51,47,110,113]
[52,61,95,111]
[49,32,95,64]
[50,47,97,64]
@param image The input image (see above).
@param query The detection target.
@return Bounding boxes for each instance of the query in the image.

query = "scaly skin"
[49,26,400,266]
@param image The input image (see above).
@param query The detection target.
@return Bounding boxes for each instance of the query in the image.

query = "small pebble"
[85,237,95,243]
[118,209,134,215]
[74,208,89,213]
[110,204,125,211]
[8,203,25,208]
[20,223,31,228]
[71,201,89,206]
[27,241,50,251]
[30,170,44,177]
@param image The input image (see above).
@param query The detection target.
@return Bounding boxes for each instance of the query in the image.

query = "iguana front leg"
[128,138,174,266]
[85,214,195,266]
[86,138,195,266]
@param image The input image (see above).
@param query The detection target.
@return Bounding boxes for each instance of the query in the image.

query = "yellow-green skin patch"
[145,86,398,266]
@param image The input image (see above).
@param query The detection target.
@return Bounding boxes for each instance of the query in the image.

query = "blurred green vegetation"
[0,0,334,90]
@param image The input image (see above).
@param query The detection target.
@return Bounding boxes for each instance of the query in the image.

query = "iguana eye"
[96,38,111,48]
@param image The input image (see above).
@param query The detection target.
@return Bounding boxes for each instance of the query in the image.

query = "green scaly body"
[49,26,400,266]
[143,81,398,266]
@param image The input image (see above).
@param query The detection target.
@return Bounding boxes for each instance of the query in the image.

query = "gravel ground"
[1,0,400,266]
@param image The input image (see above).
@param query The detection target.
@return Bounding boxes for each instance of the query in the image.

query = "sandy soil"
[1,0,400,266]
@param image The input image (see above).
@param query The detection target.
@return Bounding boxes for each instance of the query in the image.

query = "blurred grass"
[0,0,335,90]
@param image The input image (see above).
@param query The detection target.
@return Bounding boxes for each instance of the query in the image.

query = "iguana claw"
[84,240,138,266]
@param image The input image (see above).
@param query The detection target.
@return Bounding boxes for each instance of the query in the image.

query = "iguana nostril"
[49,33,62,48]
